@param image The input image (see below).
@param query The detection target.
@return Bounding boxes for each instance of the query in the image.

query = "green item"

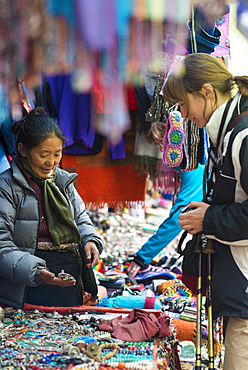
[17,156,81,246]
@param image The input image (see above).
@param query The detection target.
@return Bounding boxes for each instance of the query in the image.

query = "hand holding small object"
[39,269,76,286]
[84,241,100,267]
[179,201,210,234]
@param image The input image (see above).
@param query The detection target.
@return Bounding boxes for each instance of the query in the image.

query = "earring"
[21,153,27,157]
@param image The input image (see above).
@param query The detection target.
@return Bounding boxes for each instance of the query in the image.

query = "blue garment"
[0,144,9,174]
[0,86,15,174]
[137,164,204,265]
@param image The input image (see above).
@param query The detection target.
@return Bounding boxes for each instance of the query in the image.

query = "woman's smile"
[25,136,63,179]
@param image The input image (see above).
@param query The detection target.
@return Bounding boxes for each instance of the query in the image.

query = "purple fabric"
[75,0,117,51]
[107,137,126,160]
[45,74,100,155]
[45,74,126,159]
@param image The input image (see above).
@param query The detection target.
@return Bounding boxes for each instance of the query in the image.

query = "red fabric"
[61,134,147,208]
[125,84,138,111]
[157,315,171,338]
[97,308,170,342]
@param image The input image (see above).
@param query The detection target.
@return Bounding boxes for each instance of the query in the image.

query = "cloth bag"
[177,230,208,294]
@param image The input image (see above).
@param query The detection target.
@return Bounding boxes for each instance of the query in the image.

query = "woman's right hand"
[127,261,141,277]
[39,269,76,286]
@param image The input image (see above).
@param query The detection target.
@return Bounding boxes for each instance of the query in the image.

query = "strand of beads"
[98,341,156,370]
[100,343,118,362]
[100,359,156,370]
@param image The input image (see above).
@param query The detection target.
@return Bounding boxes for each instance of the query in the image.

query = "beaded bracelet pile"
[0,307,180,370]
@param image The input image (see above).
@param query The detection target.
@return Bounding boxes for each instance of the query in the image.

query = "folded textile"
[98,295,162,310]
[135,265,177,284]
[97,308,170,342]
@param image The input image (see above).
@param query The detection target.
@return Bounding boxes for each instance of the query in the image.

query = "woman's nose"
[45,157,58,166]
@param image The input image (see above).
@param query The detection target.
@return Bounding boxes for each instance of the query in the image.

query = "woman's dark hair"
[11,107,67,152]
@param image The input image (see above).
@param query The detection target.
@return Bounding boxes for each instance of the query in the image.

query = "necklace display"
[0,307,180,369]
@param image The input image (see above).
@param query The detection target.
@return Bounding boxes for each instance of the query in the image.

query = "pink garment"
[97,309,170,342]
[211,13,230,57]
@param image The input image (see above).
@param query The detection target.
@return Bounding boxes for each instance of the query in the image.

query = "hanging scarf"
[17,156,81,246]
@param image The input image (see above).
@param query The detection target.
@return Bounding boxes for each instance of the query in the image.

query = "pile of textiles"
[88,207,224,368]
[0,306,181,370]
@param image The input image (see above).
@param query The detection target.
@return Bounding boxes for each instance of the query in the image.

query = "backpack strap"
[177,230,189,256]
[226,111,248,133]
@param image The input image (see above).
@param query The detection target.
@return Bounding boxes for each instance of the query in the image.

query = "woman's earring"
[21,153,27,157]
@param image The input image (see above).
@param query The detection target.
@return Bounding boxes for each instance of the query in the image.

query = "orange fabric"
[172,318,196,342]
[61,132,147,208]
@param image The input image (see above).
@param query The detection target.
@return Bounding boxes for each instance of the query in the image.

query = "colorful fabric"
[98,295,162,310]
[163,111,184,167]
[61,132,147,209]
[45,74,103,155]
[212,12,230,57]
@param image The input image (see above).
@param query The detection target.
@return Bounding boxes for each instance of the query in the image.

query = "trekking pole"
[203,238,216,370]
[194,233,203,370]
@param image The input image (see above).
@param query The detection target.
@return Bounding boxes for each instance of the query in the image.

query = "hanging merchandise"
[61,131,147,209]
[45,73,103,155]
[0,85,15,173]
[163,111,184,167]
[145,73,165,123]
[211,12,230,57]
[179,119,202,172]
[0,0,192,140]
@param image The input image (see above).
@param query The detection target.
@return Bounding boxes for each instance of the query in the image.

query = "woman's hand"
[179,201,210,234]
[83,241,100,268]
[39,269,76,286]
[127,261,141,277]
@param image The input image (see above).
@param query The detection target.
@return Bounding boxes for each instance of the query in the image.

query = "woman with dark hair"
[0,107,104,308]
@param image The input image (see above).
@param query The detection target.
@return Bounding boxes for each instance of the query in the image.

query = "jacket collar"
[12,159,77,190]
[206,93,241,147]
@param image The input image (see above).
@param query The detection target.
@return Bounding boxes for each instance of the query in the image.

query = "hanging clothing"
[45,74,103,155]
[61,130,147,209]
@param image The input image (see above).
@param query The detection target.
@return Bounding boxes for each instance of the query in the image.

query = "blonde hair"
[163,53,248,118]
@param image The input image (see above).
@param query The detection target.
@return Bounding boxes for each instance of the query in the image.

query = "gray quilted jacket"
[0,160,104,308]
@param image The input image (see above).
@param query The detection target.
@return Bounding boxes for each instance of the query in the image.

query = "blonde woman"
[163,52,248,370]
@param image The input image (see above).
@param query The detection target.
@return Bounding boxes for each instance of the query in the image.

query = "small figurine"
[57,270,74,281]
